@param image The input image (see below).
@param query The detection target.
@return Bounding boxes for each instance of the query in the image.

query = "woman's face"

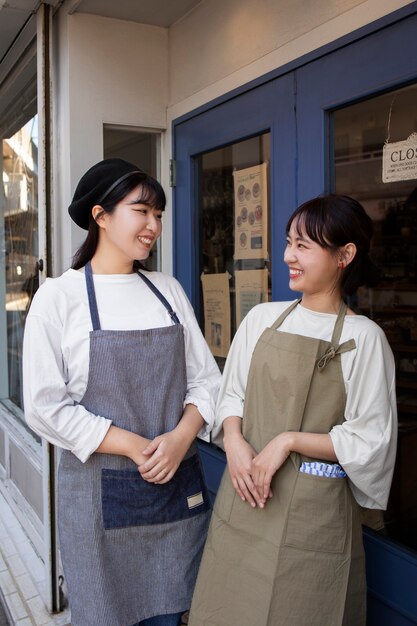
[284,219,340,296]
[99,185,162,262]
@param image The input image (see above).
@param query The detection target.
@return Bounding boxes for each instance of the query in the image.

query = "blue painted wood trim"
[364,528,417,623]
[296,10,417,201]
[173,74,296,303]
[176,10,417,623]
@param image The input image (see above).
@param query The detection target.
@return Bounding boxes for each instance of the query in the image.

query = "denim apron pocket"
[101,454,211,530]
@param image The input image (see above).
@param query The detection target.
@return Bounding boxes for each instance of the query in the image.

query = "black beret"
[68,158,144,229]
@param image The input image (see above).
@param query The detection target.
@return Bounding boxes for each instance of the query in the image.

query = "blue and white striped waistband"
[299,461,346,478]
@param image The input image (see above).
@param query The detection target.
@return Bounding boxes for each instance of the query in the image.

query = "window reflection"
[332,83,417,552]
[2,115,39,410]
[197,133,271,370]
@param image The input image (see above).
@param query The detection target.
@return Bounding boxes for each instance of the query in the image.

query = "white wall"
[53,10,169,275]
[168,0,415,115]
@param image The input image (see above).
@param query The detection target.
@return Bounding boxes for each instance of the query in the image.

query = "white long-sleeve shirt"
[213,300,397,509]
[23,268,221,463]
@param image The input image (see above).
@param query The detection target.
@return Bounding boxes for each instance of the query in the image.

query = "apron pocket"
[284,471,348,553]
[101,454,210,530]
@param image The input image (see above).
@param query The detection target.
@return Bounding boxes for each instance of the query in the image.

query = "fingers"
[139,438,166,473]
[139,454,161,474]
[141,439,159,456]
[232,475,255,507]
[154,469,174,484]
[231,471,265,508]
[252,464,273,500]
[139,462,174,483]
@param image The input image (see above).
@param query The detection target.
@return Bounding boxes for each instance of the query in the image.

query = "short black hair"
[287,194,379,296]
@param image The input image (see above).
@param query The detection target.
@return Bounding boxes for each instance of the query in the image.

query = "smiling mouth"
[289,269,303,278]
[137,236,154,247]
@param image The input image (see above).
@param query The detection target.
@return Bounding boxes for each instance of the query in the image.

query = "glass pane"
[331,82,417,552]
[2,115,39,411]
[103,125,160,271]
[197,133,271,370]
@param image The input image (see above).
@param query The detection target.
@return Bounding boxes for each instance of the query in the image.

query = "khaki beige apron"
[189,300,366,626]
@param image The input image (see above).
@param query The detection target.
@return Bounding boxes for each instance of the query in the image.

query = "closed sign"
[383,133,417,182]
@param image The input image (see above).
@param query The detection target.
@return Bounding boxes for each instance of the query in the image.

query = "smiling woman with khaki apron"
[23,159,220,626]
[189,195,397,626]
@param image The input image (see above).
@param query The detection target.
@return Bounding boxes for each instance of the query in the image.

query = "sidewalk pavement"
[0,491,70,626]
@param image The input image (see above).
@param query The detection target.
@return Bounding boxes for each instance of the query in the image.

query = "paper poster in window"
[235,269,269,328]
[233,163,268,260]
[201,273,231,357]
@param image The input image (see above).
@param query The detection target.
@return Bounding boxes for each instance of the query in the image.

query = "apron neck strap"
[271,299,301,330]
[271,299,348,345]
[85,261,101,331]
[136,271,181,325]
[330,300,348,346]
[84,261,181,330]
[316,300,350,371]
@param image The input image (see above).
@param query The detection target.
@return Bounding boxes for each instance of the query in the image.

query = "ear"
[91,205,107,229]
[338,243,357,268]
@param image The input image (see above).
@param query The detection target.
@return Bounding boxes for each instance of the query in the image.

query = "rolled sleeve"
[182,311,221,438]
[23,315,113,462]
[330,329,397,509]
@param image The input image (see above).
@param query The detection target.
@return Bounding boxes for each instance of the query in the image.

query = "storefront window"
[331,83,417,552]
[1,115,39,413]
[196,133,271,369]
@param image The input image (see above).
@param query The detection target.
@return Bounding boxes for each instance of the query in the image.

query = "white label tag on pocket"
[187,492,204,509]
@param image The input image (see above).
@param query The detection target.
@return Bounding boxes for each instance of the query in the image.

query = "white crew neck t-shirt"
[23,268,221,463]
[214,301,397,509]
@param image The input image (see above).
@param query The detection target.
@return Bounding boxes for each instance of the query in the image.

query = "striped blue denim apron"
[58,262,211,626]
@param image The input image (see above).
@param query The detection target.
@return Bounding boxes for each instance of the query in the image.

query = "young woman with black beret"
[23,159,220,626]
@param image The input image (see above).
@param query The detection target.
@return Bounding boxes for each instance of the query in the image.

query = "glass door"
[173,72,296,310]
[294,10,417,623]
[330,82,417,552]
[174,8,417,624]
[197,133,271,369]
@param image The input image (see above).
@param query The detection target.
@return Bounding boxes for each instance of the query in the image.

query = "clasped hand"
[138,430,188,484]
[226,433,290,508]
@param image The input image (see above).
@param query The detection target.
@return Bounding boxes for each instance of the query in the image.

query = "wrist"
[174,421,198,449]
[223,429,244,449]
[279,431,296,456]
[124,431,142,458]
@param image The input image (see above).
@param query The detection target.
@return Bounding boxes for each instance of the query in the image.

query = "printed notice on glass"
[383,133,417,183]
[201,273,231,357]
[235,269,269,328]
[233,163,268,260]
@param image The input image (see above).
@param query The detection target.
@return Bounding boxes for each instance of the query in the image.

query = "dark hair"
[286,194,379,296]
[72,171,166,270]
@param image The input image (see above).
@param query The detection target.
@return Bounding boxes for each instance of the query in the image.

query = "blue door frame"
[173,73,297,306]
[173,6,417,624]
